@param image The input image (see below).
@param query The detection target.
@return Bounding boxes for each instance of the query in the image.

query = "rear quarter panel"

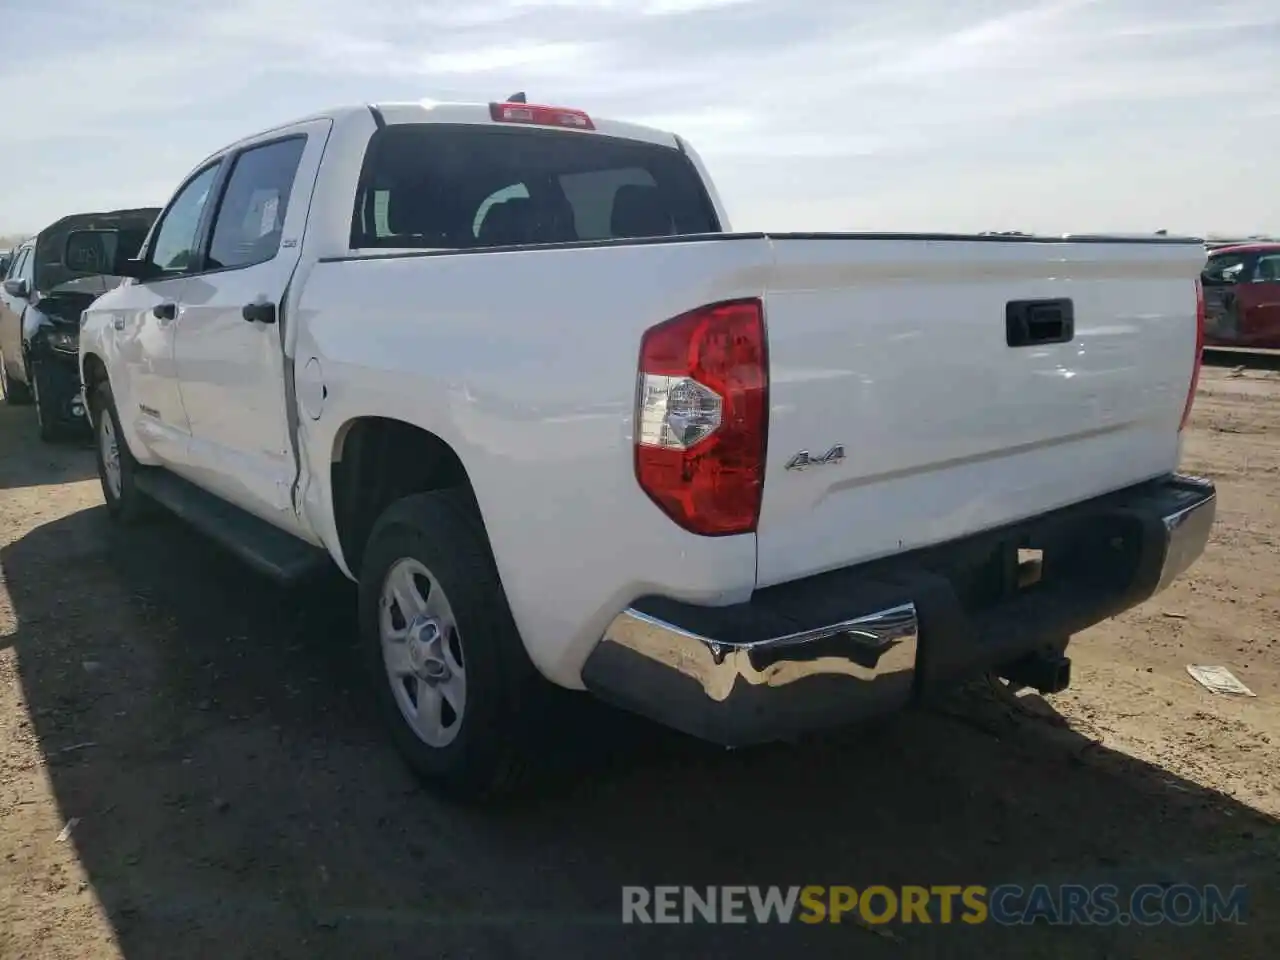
[293,238,774,688]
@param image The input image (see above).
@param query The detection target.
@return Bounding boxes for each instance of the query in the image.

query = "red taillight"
[1180,277,1205,432]
[634,299,768,536]
[488,101,594,130]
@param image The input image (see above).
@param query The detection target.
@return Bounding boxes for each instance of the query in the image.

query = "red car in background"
[1201,242,1280,348]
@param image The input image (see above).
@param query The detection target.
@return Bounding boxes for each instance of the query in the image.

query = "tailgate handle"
[1006,299,1074,347]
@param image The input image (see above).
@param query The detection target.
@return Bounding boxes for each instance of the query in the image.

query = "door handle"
[242,301,277,325]
[1006,299,1074,347]
[153,302,177,321]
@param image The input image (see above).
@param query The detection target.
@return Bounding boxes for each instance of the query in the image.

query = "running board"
[133,469,332,585]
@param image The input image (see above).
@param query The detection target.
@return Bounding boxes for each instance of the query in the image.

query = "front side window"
[148,163,221,275]
[6,248,30,282]
[17,247,34,284]
[1252,254,1280,282]
[207,137,307,270]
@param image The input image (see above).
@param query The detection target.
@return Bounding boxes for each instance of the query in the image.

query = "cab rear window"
[351,123,719,250]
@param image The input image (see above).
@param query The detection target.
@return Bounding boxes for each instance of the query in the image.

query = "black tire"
[88,380,151,523]
[358,489,541,801]
[30,359,65,442]
[0,350,32,405]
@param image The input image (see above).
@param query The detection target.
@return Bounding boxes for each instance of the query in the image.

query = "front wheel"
[30,359,65,442]
[358,489,541,801]
[88,380,151,523]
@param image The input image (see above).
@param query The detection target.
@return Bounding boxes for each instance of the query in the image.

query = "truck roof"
[206,100,682,166]
[1208,242,1280,256]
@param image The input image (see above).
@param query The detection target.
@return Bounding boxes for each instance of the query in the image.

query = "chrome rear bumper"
[600,603,918,705]
[581,474,1215,746]
[1155,475,1217,593]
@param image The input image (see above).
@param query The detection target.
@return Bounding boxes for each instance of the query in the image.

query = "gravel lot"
[2,364,1278,959]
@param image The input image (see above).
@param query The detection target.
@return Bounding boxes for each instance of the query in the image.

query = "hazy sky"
[0,0,1276,237]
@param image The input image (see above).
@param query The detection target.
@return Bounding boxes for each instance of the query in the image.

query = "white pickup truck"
[72,98,1216,799]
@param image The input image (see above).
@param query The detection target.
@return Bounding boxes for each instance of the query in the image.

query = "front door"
[173,121,330,533]
[103,161,224,466]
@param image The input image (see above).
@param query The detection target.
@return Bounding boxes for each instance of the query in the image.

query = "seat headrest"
[478,198,535,246]
[527,191,577,243]
[610,184,673,238]
[384,183,456,244]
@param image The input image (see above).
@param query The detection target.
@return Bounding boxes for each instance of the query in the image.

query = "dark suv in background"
[0,207,159,440]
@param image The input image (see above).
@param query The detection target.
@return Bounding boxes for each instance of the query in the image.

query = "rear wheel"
[358,489,540,801]
[89,380,151,523]
[0,350,32,405]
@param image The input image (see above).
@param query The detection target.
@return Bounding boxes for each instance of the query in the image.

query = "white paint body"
[79,102,1206,691]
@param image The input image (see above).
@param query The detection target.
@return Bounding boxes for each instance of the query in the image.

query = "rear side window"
[207,137,307,270]
[351,124,719,249]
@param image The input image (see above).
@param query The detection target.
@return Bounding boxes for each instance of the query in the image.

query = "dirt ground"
[1,365,1278,959]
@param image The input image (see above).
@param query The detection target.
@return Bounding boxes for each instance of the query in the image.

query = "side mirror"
[2,277,30,298]
[63,229,150,279]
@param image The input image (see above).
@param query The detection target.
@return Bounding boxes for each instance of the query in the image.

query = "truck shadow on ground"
[0,406,94,490]
[4,502,1279,960]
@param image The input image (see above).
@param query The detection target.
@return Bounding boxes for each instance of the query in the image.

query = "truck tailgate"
[755,236,1205,588]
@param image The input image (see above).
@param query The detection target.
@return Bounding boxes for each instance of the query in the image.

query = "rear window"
[350,123,719,250]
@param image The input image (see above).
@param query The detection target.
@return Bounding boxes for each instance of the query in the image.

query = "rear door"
[172,119,330,533]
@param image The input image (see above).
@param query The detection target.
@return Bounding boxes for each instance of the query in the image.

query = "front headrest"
[478,198,535,246]
[610,184,673,238]
[385,184,433,237]
[526,191,577,242]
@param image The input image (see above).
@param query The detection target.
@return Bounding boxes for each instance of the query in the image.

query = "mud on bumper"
[581,474,1216,746]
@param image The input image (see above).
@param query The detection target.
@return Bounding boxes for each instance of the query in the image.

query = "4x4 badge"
[785,445,846,471]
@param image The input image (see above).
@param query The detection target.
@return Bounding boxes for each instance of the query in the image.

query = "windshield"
[351,123,720,249]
